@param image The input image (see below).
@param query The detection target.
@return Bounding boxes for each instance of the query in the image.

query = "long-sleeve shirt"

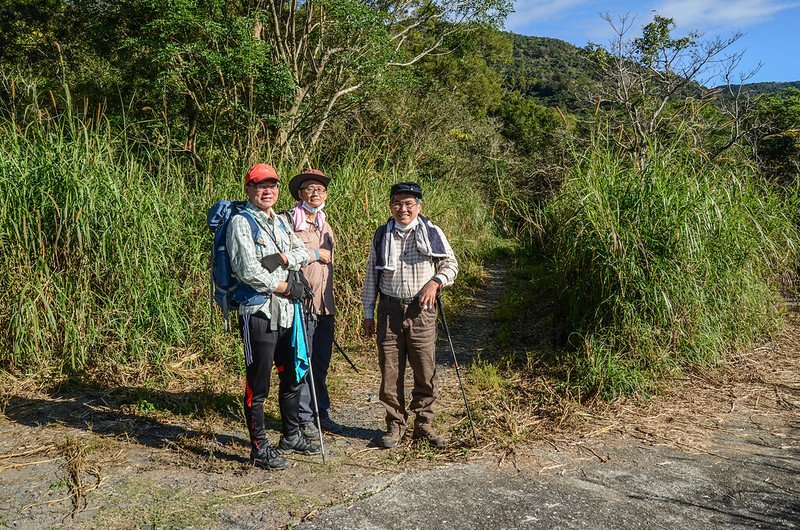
[362,224,458,319]
[287,214,336,316]
[226,202,309,329]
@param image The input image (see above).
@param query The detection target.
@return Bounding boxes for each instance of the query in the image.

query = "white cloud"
[506,0,592,30]
[653,0,799,30]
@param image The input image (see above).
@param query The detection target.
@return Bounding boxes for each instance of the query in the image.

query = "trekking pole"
[333,339,359,373]
[436,296,479,446]
[298,304,326,463]
[208,267,215,328]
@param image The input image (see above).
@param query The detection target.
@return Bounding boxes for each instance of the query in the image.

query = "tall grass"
[539,146,798,398]
[0,84,500,377]
[1,89,216,375]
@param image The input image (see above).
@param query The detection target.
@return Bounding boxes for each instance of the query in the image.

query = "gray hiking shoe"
[249,445,291,470]
[300,421,319,439]
[278,434,323,455]
[378,423,406,448]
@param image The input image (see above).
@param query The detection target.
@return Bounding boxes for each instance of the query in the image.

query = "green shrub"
[541,146,798,397]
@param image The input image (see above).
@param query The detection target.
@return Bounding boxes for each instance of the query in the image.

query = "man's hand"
[418,279,440,311]
[363,318,375,337]
[317,248,332,264]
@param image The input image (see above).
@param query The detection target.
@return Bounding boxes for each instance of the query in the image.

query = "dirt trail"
[0,264,508,529]
[297,265,800,529]
[1,262,799,529]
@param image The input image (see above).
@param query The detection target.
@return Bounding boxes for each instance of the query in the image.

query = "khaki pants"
[376,297,438,429]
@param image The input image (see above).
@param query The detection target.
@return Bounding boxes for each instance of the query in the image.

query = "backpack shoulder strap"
[277,211,293,234]
[237,209,262,245]
[372,223,387,257]
[372,223,388,293]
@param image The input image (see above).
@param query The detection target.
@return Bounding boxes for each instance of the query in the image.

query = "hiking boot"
[300,421,319,439]
[413,423,446,448]
[378,424,405,448]
[278,433,323,455]
[319,416,344,434]
[249,445,291,470]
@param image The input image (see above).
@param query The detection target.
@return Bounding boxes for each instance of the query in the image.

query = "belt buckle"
[399,296,415,305]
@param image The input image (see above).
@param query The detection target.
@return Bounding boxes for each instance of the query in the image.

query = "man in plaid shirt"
[227,163,322,470]
[362,182,458,448]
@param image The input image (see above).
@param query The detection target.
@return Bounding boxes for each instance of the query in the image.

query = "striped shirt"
[226,202,309,329]
[362,224,458,319]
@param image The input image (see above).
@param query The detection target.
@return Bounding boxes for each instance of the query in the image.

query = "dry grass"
[1,308,796,480]
[59,436,103,517]
[522,310,800,457]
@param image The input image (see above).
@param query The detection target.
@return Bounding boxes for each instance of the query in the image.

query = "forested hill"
[505,32,800,109]
[717,81,800,96]
[503,33,601,111]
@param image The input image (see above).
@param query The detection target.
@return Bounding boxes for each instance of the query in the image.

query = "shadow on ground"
[2,388,254,463]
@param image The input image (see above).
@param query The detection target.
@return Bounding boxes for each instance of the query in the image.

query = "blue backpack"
[207,200,267,331]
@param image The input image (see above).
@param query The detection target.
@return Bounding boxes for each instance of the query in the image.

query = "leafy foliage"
[752,88,800,184]
[120,0,294,153]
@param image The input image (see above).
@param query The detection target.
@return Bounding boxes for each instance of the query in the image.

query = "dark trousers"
[239,313,302,451]
[299,314,335,422]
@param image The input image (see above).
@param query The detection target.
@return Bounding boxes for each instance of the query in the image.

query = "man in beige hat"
[284,169,344,437]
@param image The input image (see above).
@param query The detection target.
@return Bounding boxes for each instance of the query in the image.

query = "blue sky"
[505,0,800,84]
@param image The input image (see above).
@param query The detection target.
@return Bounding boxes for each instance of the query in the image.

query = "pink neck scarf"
[290,201,326,231]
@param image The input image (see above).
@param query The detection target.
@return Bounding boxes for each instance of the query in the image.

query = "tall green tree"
[586,14,746,167]
[119,0,293,156]
[259,0,512,160]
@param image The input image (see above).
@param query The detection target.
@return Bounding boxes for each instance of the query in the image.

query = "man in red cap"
[283,169,344,438]
[227,163,322,470]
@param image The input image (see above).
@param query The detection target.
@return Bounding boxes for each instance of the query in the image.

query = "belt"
[380,293,419,305]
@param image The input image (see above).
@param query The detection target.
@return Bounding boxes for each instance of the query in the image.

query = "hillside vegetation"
[502,34,602,111]
[718,81,800,96]
[1,3,799,399]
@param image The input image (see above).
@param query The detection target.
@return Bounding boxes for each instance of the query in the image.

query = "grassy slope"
[497,146,799,398]
[0,103,500,378]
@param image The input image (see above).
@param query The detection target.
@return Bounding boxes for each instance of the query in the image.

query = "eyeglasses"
[390,199,419,210]
[301,186,327,194]
[248,181,278,191]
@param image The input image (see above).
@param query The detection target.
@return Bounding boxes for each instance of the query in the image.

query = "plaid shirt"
[362,225,458,318]
[226,202,309,329]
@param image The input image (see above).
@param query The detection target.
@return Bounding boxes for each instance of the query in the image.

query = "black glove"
[282,270,314,301]
[260,253,284,272]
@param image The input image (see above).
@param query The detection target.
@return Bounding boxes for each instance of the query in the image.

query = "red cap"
[245,164,279,185]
